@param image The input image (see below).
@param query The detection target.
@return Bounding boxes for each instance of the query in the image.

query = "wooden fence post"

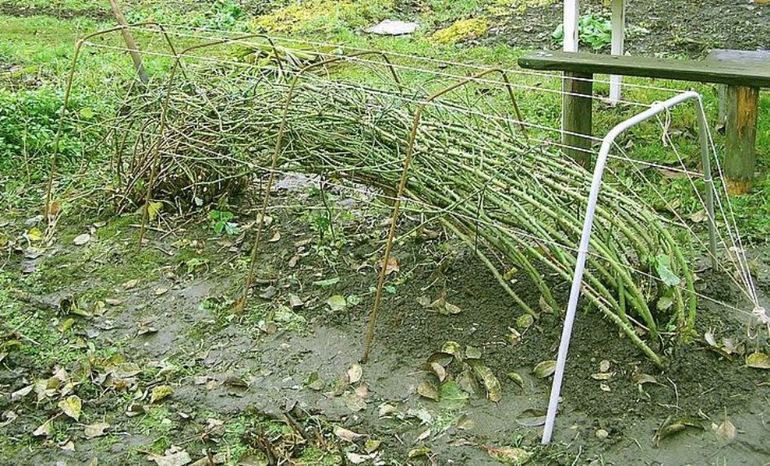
[562,72,594,167]
[724,85,758,195]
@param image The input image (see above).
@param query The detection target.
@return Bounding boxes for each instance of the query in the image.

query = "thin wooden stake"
[109,0,149,85]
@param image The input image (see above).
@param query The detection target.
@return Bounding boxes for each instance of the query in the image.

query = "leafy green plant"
[0,87,98,180]
[552,14,612,50]
[209,210,239,235]
[552,13,649,51]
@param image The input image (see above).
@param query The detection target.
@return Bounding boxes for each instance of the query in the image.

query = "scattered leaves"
[344,392,367,412]
[438,380,469,409]
[516,314,534,330]
[714,418,737,441]
[465,346,482,360]
[313,277,340,288]
[485,445,532,465]
[633,373,658,385]
[507,372,524,390]
[442,301,462,315]
[471,363,502,402]
[147,201,163,221]
[654,254,681,287]
[654,417,704,446]
[347,363,363,384]
[441,341,462,358]
[147,447,192,466]
[380,256,400,275]
[327,295,347,312]
[334,425,363,443]
[33,418,54,437]
[429,362,447,382]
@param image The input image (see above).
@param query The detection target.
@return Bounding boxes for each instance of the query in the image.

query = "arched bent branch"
[361,68,530,362]
[44,22,179,219]
[137,33,286,246]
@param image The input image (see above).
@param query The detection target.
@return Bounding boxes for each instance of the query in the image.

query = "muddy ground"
[484,0,770,57]
[2,174,770,465]
[2,1,770,465]
[2,0,770,57]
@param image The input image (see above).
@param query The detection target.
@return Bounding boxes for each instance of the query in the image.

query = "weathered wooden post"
[724,85,758,195]
[707,49,768,195]
[561,0,593,166]
[563,73,594,167]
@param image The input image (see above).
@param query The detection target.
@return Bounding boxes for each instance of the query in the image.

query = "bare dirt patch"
[2,175,769,464]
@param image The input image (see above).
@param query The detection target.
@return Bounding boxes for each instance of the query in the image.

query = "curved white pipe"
[542,90,707,444]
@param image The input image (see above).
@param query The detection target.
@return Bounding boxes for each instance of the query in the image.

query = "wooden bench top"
[518,50,770,88]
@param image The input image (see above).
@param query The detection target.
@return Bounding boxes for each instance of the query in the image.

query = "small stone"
[365,20,419,36]
[595,428,609,440]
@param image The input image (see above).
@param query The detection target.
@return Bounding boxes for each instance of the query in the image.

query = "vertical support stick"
[609,0,625,105]
[109,0,149,85]
[562,72,593,167]
[563,0,580,53]
[724,85,758,195]
[695,97,718,270]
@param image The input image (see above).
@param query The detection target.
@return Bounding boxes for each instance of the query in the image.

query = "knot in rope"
[753,306,770,326]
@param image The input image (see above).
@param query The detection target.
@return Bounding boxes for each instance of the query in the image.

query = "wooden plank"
[519,51,770,87]
[708,49,769,126]
[563,0,580,52]
[562,72,593,167]
[609,0,625,104]
[724,85,759,195]
[707,49,770,65]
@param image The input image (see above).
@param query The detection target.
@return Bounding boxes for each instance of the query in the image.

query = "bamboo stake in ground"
[109,0,149,85]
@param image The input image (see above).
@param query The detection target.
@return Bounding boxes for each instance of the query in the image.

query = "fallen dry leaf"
[33,418,54,437]
[533,360,557,379]
[746,352,770,370]
[380,256,399,275]
[347,363,363,384]
[485,445,532,464]
[334,425,363,443]
[417,380,439,401]
[84,422,110,439]
[150,385,174,404]
[715,418,737,441]
[58,395,82,421]
[147,448,192,466]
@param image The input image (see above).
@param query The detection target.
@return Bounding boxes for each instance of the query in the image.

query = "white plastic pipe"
[609,0,625,105]
[563,0,580,53]
[541,91,705,444]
